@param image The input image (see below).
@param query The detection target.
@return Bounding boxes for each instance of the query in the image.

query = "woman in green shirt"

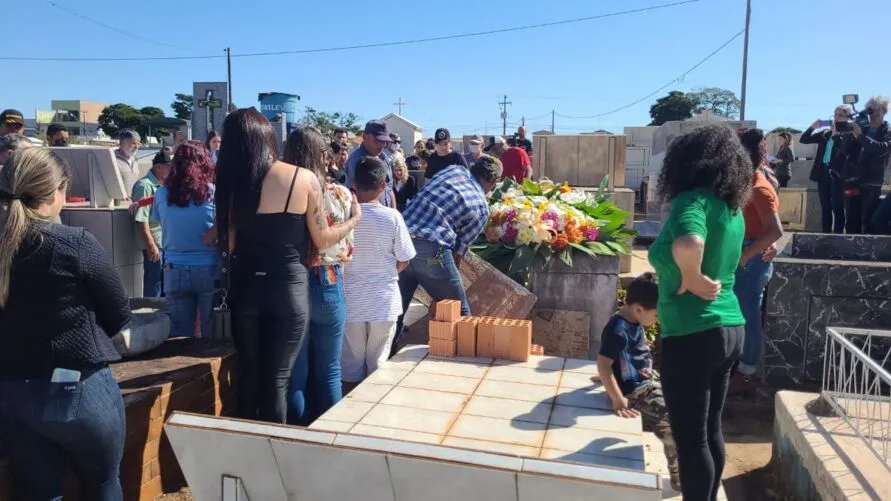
[648,124,752,501]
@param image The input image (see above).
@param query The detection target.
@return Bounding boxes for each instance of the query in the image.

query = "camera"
[841,94,872,129]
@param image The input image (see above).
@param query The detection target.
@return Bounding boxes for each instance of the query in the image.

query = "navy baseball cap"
[363,120,391,142]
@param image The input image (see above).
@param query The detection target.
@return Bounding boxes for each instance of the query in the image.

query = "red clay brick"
[429,338,457,357]
[456,317,480,357]
[476,317,497,358]
[434,300,462,322]
[509,320,533,362]
[429,320,457,341]
[493,319,513,360]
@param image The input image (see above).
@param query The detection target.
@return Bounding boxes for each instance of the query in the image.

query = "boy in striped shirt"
[342,156,417,387]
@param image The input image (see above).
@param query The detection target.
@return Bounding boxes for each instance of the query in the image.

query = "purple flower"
[585,227,600,241]
[503,223,518,244]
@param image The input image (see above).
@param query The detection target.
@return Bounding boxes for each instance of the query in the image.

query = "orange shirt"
[743,169,779,239]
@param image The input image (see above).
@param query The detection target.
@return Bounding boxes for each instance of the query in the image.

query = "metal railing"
[821,327,891,470]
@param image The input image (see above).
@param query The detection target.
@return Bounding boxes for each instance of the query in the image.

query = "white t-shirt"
[343,203,417,322]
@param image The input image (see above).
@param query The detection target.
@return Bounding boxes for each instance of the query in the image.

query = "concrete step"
[643,432,728,500]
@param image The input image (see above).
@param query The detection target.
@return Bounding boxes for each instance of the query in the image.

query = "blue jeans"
[394,238,470,356]
[288,265,346,425]
[733,242,774,376]
[164,263,216,339]
[142,251,163,298]
[0,367,126,501]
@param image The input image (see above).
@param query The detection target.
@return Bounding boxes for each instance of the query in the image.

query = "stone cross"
[198,89,222,135]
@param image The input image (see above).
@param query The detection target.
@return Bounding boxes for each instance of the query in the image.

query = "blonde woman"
[0,148,130,500]
[393,156,417,212]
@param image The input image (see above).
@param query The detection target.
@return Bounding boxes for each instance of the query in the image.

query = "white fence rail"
[821,327,891,470]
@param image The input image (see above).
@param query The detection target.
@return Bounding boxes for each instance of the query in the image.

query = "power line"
[4,0,698,62]
[46,1,196,51]
[554,29,745,120]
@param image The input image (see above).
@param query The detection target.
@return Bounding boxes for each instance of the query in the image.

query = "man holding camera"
[839,96,891,234]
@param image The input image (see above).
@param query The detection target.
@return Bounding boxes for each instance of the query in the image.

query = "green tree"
[171,93,193,120]
[98,103,143,138]
[687,87,741,119]
[300,107,362,138]
[648,91,696,126]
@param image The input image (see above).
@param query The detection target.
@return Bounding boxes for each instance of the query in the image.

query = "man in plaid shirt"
[391,156,503,356]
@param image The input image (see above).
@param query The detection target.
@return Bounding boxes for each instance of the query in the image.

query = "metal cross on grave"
[198,89,223,134]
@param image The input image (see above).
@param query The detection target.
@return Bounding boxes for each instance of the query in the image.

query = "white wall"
[383,117,422,152]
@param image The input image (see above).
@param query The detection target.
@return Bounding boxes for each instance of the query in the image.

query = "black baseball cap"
[0,109,25,126]
[434,128,450,143]
[406,156,421,170]
[363,120,392,142]
[152,149,174,165]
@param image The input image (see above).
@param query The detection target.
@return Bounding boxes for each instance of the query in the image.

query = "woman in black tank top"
[214,109,360,424]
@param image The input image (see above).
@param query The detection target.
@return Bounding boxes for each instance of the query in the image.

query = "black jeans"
[871,193,891,235]
[660,326,744,501]
[777,174,790,188]
[846,185,882,234]
[233,258,309,424]
[817,174,846,233]
[0,367,125,501]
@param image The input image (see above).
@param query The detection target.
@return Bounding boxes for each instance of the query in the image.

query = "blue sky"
[6,0,890,135]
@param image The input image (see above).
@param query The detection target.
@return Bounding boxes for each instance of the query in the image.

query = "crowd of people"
[0,95,887,501]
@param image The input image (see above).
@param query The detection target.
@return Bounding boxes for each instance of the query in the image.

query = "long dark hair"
[214,108,279,238]
[283,126,326,180]
[205,130,221,151]
[739,128,765,173]
[166,141,214,207]
[658,123,752,211]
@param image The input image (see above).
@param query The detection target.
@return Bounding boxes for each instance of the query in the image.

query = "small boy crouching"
[596,272,679,490]
[342,156,416,389]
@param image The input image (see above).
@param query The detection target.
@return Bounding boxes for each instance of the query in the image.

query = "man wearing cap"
[464,135,484,168]
[389,132,404,162]
[0,110,25,136]
[132,147,173,297]
[425,128,468,180]
[488,135,532,183]
[392,155,502,356]
[116,129,142,196]
[345,120,396,207]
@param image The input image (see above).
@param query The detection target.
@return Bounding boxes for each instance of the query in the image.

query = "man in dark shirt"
[514,126,533,155]
[424,128,468,179]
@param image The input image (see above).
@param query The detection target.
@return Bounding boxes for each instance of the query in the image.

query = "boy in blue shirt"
[596,272,678,489]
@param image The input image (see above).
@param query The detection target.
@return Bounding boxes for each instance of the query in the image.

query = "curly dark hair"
[657,123,752,211]
[166,141,215,207]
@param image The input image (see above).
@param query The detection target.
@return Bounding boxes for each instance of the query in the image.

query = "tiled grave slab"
[365,368,410,385]
[399,371,481,394]
[359,404,456,435]
[549,404,643,435]
[450,414,548,448]
[544,427,645,462]
[381,386,469,413]
[350,424,441,444]
[517,472,657,501]
[540,448,646,470]
[555,385,612,410]
[442,437,540,457]
[475,379,558,403]
[559,371,600,389]
[485,365,563,386]
[307,420,353,433]
[462,395,552,424]
[493,355,565,371]
[563,357,600,375]
[318,399,374,423]
[413,358,492,378]
[343,382,393,403]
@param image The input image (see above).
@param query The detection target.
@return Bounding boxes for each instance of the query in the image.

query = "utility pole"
[393,97,407,115]
[226,48,233,112]
[551,110,555,133]
[739,0,751,121]
[498,95,512,136]
[521,116,525,126]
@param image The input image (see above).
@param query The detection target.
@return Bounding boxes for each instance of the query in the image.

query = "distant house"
[381,113,423,150]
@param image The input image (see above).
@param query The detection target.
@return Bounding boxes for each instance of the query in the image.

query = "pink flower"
[585,227,600,241]
[541,211,558,225]
[504,209,517,222]
[503,223,518,244]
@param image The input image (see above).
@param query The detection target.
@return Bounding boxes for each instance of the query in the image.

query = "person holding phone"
[799,105,853,233]
[0,148,130,500]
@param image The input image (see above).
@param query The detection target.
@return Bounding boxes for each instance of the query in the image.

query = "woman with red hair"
[152,141,218,338]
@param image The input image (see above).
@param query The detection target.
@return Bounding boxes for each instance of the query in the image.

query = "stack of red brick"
[428,300,544,360]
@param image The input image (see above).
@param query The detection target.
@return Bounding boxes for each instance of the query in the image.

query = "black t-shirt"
[598,313,650,395]
[515,137,533,155]
[424,151,468,179]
